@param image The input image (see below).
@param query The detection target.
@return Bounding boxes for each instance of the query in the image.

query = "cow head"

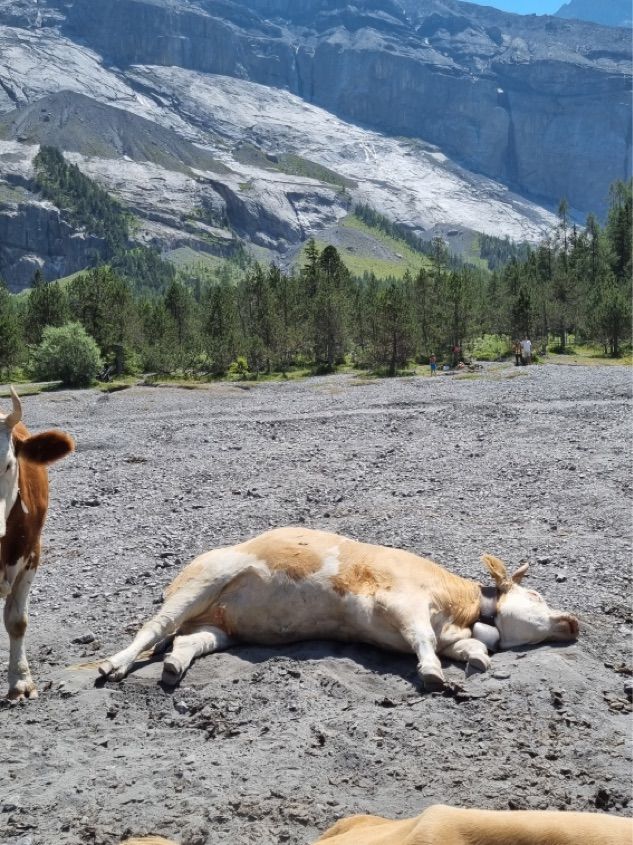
[481,554,579,649]
[0,387,74,540]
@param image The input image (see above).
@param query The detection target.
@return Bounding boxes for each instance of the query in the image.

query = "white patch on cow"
[192,550,270,586]
[316,546,341,581]
[6,566,36,691]
[0,557,26,599]
[0,423,19,538]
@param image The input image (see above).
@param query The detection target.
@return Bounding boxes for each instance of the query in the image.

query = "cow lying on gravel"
[99,526,578,689]
[314,806,633,845]
[122,839,177,845]
[0,388,74,700]
[121,807,632,845]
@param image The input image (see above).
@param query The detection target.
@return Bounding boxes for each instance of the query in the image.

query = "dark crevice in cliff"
[293,46,304,99]
[498,87,519,189]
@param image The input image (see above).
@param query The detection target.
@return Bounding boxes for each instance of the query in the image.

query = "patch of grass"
[276,154,356,190]
[547,345,632,367]
[166,247,227,273]
[0,181,28,204]
[340,215,432,277]
[0,381,63,397]
[543,337,632,366]
[233,143,276,170]
[467,235,489,271]
[13,267,92,298]
[300,234,427,280]
[97,379,135,393]
[232,144,354,191]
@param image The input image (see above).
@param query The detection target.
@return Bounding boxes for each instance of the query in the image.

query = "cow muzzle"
[551,613,579,641]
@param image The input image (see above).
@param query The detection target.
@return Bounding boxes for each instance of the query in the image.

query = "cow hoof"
[162,657,184,686]
[469,654,491,673]
[421,670,445,691]
[98,660,115,678]
[8,681,38,701]
[98,660,128,681]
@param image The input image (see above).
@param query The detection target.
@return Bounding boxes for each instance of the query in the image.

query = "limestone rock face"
[0,197,106,290]
[0,0,629,288]
[61,0,632,216]
[555,0,632,28]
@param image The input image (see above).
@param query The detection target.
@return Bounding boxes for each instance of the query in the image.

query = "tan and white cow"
[122,839,178,845]
[120,807,633,845]
[99,527,578,688]
[0,388,74,700]
[314,806,633,845]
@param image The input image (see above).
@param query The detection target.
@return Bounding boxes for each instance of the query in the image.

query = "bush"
[31,322,102,387]
[228,356,250,379]
[470,334,512,361]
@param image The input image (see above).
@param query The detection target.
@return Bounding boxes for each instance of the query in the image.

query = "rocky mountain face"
[0,0,630,288]
[61,0,631,214]
[556,0,632,28]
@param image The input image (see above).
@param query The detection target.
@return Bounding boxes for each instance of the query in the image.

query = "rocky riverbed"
[1,362,631,844]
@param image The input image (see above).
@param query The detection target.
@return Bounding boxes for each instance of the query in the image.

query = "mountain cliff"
[0,0,630,288]
[60,0,631,214]
[556,0,632,28]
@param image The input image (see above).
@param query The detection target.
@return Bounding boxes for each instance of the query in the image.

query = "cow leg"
[396,610,445,689]
[162,625,234,686]
[411,629,445,689]
[4,567,37,701]
[440,637,491,673]
[99,587,212,681]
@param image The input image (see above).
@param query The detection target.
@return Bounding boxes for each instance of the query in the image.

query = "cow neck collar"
[478,585,498,626]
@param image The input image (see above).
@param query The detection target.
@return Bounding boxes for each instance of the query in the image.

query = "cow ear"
[511,562,529,584]
[481,554,513,592]
[15,431,74,465]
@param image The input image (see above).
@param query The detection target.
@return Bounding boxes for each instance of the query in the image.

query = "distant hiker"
[521,335,532,365]
[513,340,522,367]
[452,344,462,367]
[429,354,437,375]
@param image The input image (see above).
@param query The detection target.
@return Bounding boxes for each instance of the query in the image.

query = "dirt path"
[1,364,631,844]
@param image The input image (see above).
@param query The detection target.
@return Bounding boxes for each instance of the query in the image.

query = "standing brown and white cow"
[99,526,578,688]
[0,388,74,700]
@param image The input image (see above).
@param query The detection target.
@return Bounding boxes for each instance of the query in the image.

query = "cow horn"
[511,562,529,584]
[5,386,22,429]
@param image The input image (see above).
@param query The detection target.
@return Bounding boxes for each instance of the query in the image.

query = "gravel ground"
[1,363,631,845]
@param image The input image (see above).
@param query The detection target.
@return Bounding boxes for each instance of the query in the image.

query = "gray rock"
[72,631,96,644]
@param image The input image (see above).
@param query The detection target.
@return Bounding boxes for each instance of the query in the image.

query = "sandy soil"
[1,363,631,845]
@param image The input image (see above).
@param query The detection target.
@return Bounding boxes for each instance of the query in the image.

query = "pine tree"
[202,281,239,376]
[0,281,21,375]
[164,278,198,366]
[606,181,632,282]
[26,272,68,344]
[370,279,414,375]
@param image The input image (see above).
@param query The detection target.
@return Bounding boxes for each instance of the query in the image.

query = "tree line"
[0,181,630,384]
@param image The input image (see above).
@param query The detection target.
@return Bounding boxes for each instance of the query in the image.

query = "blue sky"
[471,1,562,13]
